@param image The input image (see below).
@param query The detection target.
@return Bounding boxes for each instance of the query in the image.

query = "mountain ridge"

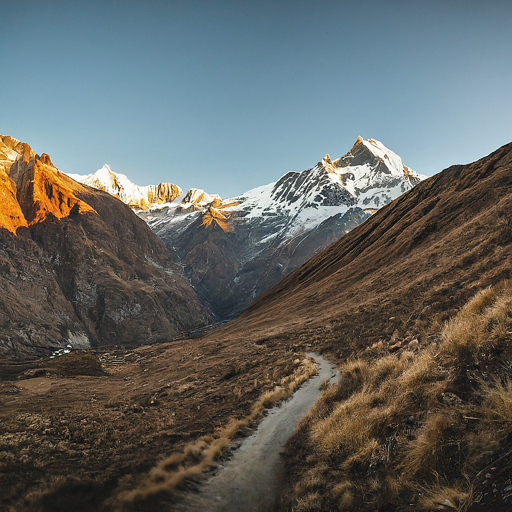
[68,164,182,209]
[69,137,425,318]
[0,135,212,358]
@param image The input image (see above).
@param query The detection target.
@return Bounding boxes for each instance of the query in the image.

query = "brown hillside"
[0,136,212,358]
[207,140,512,512]
[218,140,512,351]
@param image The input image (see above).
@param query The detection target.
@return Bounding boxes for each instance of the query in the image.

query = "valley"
[70,137,423,318]
[0,333,309,511]
[2,134,512,512]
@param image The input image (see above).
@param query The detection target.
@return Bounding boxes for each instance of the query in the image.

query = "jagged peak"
[351,135,364,150]
[38,153,55,167]
[0,134,21,146]
[329,137,424,182]
[182,188,221,206]
[92,164,116,181]
[66,165,182,209]
[322,154,333,166]
[0,135,36,173]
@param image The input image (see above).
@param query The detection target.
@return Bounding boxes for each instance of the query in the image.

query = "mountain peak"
[0,134,35,174]
[322,154,333,166]
[182,188,221,206]
[94,164,114,178]
[66,166,182,209]
[352,135,364,150]
[38,153,54,167]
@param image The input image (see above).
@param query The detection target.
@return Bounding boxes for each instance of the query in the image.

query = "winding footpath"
[173,352,339,512]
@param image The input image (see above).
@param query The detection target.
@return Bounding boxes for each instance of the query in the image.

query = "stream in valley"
[172,352,339,512]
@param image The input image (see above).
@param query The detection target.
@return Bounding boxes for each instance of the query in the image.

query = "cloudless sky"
[2,0,512,197]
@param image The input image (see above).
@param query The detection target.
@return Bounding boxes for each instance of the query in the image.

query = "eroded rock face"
[145,182,182,207]
[0,135,212,359]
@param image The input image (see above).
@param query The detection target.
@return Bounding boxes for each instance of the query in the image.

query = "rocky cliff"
[0,135,212,359]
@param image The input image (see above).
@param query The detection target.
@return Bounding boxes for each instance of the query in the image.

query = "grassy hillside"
[280,284,512,511]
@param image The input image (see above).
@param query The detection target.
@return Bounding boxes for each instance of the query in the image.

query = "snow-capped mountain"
[68,137,425,318]
[217,137,422,238]
[68,165,182,209]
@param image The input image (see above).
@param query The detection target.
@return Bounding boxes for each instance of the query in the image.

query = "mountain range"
[70,137,424,318]
[3,134,512,512]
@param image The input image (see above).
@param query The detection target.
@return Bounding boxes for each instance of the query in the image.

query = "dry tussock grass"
[400,411,460,478]
[417,482,468,511]
[116,356,318,510]
[480,379,512,426]
[284,283,512,511]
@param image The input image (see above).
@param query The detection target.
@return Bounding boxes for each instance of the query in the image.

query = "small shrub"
[480,378,512,431]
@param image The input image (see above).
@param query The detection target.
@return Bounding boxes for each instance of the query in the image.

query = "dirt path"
[172,352,339,512]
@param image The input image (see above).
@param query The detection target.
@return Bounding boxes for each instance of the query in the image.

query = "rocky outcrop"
[145,182,182,207]
[0,135,212,359]
[68,165,182,210]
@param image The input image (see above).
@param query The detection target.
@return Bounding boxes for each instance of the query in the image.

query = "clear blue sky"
[2,0,512,198]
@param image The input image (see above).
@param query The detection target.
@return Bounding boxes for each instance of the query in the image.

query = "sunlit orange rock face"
[0,135,212,359]
[0,135,33,233]
[200,200,240,231]
[144,182,181,207]
[0,136,95,233]
[13,155,95,225]
[201,207,230,231]
[0,135,33,173]
[0,169,28,233]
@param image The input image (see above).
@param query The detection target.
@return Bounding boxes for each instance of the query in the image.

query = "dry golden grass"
[282,283,512,511]
[400,411,459,477]
[417,483,468,511]
[479,378,512,437]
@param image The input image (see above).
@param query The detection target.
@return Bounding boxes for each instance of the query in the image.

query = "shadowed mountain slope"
[219,140,512,349]
[0,136,212,358]
[74,138,423,318]
[202,141,512,512]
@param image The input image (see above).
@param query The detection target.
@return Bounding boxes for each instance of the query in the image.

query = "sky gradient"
[2,0,512,198]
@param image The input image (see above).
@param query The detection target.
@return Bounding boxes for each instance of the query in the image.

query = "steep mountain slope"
[209,140,512,512]
[224,140,512,346]
[0,135,212,359]
[72,137,423,318]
